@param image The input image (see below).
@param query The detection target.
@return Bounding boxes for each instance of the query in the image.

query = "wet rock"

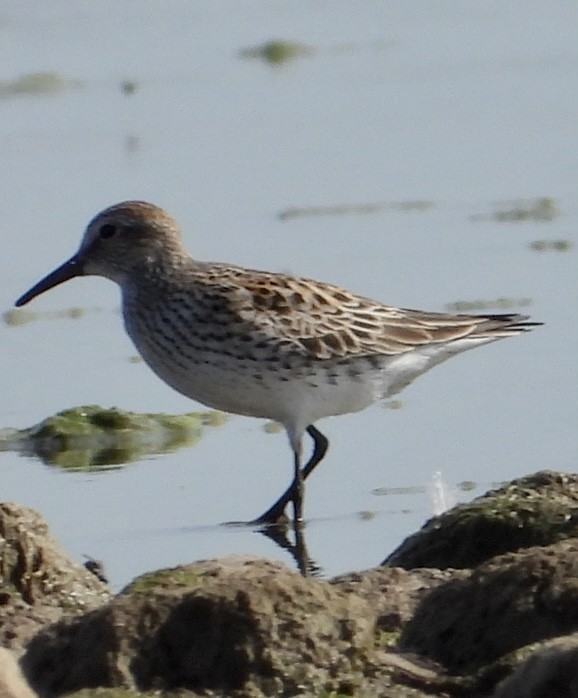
[385,471,578,569]
[22,557,382,697]
[0,502,110,655]
[332,565,465,634]
[492,634,578,698]
[4,504,449,697]
[9,470,578,697]
[400,538,578,672]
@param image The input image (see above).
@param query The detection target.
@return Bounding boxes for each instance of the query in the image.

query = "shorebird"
[16,201,540,524]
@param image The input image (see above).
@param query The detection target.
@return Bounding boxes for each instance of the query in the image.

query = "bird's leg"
[253,425,329,525]
[292,448,304,523]
[303,425,329,478]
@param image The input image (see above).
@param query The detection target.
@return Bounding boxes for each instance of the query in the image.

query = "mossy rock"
[385,471,578,569]
[0,406,225,470]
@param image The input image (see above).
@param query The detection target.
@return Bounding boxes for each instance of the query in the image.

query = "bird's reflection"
[256,517,322,578]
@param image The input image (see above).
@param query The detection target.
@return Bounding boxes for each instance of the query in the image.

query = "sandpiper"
[16,201,541,524]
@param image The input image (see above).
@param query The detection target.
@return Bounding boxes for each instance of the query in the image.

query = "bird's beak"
[15,255,84,307]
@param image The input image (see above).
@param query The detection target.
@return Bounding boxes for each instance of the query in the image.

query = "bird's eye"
[99,223,117,239]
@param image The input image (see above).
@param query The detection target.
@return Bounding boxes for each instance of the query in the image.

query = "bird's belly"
[127,329,397,425]
[124,297,453,425]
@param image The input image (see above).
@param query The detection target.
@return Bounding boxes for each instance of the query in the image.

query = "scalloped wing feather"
[194,264,535,361]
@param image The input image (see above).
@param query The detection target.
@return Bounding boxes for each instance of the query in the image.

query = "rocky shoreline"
[3,470,578,697]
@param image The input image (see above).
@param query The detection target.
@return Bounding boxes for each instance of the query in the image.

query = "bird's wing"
[197,264,535,361]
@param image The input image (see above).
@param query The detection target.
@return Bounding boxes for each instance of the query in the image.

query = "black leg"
[292,449,304,522]
[301,425,329,481]
[253,424,329,525]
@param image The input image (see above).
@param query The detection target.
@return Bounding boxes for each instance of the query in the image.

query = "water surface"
[1,1,576,589]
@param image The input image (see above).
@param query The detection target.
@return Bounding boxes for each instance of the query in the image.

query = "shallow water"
[1,1,576,589]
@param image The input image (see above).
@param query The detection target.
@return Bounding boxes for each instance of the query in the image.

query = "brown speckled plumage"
[15,201,541,524]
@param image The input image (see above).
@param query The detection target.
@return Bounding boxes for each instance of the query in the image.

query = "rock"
[492,634,578,698]
[0,648,37,698]
[0,502,110,655]
[332,565,465,633]
[384,471,578,569]
[22,557,382,697]
[400,538,578,672]
[9,469,578,697]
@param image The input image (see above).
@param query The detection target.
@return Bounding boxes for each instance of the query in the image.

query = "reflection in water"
[221,517,321,577]
[258,520,322,578]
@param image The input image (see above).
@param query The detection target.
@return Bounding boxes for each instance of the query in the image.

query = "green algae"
[529,238,573,252]
[119,79,138,95]
[3,306,107,327]
[262,420,283,435]
[470,197,558,223]
[445,297,533,313]
[385,472,578,570]
[0,71,82,99]
[278,199,434,220]
[0,406,225,470]
[494,197,557,222]
[123,567,203,595]
[239,40,313,65]
[374,629,400,650]
[383,399,403,410]
[239,38,394,67]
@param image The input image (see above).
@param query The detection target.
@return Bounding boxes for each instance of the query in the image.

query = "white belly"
[124,296,497,431]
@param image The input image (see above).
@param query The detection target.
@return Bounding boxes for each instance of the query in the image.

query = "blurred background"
[1,1,576,589]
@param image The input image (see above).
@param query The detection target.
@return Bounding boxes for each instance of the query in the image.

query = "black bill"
[15,256,83,307]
